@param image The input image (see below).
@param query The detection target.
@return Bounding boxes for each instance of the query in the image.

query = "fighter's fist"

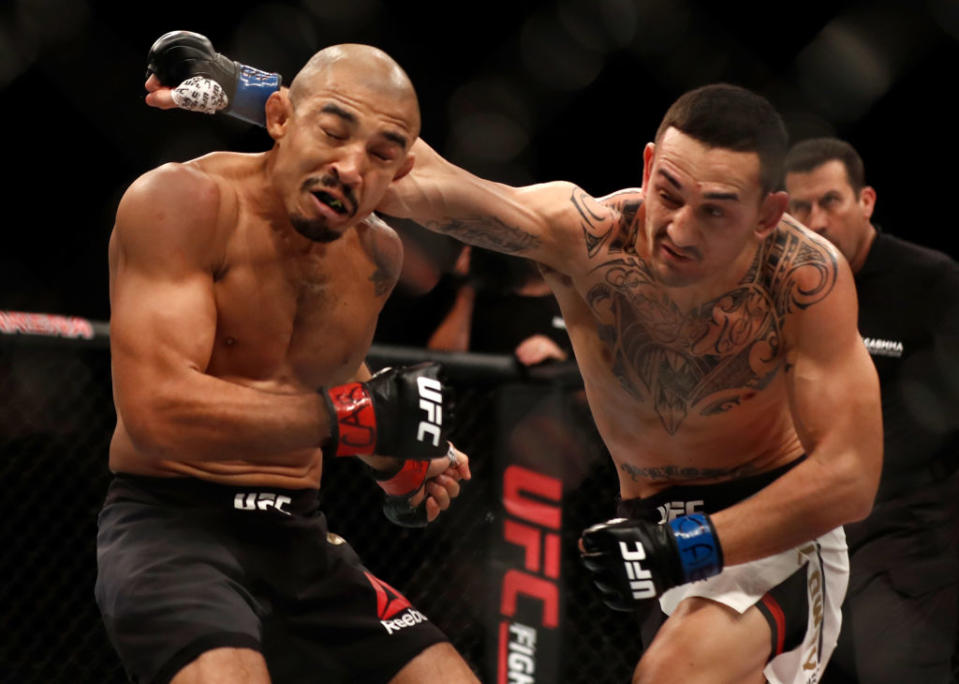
[323,362,454,461]
[370,443,470,527]
[145,30,280,125]
[579,514,724,611]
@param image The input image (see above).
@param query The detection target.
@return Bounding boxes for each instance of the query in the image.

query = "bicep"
[108,171,221,416]
[785,265,882,475]
[110,256,217,384]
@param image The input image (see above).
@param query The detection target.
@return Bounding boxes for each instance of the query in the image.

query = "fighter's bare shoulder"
[568,186,644,260]
[358,212,404,298]
[758,213,842,316]
[114,158,236,269]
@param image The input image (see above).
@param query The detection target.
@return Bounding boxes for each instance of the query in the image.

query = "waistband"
[105,473,321,517]
[616,456,805,524]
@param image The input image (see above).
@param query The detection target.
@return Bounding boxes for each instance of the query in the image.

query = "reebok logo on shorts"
[363,571,429,635]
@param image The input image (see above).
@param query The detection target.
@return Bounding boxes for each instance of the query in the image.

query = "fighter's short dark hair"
[655,83,787,195]
[784,137,866,194]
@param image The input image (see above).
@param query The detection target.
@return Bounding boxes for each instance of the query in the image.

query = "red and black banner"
[488,384,568,684]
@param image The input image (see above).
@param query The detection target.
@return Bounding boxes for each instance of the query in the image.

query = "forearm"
[121,371,330,462]
[381,141,553,258]
[711,449,878,565]
[383,144,498,228]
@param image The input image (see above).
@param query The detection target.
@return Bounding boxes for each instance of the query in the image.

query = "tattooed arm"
[378,138,640,273]
[711,228,883,565]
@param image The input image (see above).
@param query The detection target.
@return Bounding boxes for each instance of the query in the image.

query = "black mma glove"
[322,362,452,460]
[579,514,724,611]
[146,30,280,125]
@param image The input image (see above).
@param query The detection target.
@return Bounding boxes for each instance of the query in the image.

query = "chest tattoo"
[584,210,836,434]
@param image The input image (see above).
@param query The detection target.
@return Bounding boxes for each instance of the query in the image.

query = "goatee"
[290,214,343,243]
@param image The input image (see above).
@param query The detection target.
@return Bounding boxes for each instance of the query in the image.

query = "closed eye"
[702,205,724,219]
[658,191,680,207]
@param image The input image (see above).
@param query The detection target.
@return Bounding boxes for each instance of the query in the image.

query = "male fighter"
[97,37,479,684]
[785,137,959,684]
[148,36,882,684]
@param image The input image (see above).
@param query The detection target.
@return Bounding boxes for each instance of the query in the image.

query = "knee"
[631,610,769,684]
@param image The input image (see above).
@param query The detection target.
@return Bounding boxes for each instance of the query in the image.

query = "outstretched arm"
[377,139,587,271]
[142,32,620,274]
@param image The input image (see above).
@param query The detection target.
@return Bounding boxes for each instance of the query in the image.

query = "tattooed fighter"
[394,85,880,684]
[149,39,881,683]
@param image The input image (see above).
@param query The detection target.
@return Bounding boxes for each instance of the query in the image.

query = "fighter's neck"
[635,237,763,313]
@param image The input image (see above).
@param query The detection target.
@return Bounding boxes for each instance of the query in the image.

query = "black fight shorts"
[95,474,448,684]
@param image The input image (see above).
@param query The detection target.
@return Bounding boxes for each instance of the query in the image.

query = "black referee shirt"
[853,230,959,503]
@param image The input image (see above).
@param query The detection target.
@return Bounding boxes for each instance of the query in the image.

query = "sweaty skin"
[144,68,881,683]
[109,152,395,487]
[114,47,468,507]
[379,130,882,566]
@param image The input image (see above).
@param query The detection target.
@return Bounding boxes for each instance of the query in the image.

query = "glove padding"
[368,459,432,528]
[146,30,280,125]
[323,362,453,461]
[579,514,723,611]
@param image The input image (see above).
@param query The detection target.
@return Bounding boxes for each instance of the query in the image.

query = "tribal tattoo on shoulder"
[579,201,837,434]
[572,187,642,258]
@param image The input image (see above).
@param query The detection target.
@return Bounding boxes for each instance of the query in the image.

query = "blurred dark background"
[2,0,958,322]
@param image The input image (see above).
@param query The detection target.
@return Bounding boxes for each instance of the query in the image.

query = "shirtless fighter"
[96,36,479,684]
[149,35,882,684]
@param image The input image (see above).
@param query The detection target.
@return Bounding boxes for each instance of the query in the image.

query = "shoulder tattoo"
[366,219,403,297]
[748,217,838,315]
[572,187,642,259]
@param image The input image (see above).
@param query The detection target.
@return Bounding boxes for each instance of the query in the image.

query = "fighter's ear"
[642,142,655,189]
[265,89,292,140]
[858,185,877,221]
[756,190,788,239]
[393,152,415,181]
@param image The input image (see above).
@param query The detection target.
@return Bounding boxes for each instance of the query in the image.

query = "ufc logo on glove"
[416,376,443,446]
[619,541,656,599]
[324,362,452,461]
